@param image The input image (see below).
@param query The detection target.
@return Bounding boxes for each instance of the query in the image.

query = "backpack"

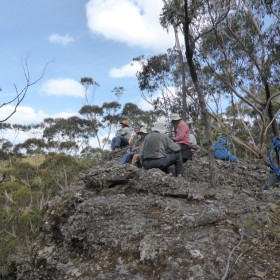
[213,135,238,162]
[268,137,280,181]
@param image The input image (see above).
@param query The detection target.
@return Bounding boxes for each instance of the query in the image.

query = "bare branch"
[221,221,244,280]
[0,57,50,122]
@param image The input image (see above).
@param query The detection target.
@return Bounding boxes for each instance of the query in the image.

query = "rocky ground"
[2,151,280,280]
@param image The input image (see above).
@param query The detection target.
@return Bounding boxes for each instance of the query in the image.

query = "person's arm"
[132,139,141,151]
[166,136,181,152]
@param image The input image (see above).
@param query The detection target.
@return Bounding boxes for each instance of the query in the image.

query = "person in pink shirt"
[170,114,192,162]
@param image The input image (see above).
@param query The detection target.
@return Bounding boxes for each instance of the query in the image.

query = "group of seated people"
[111,114,198,178]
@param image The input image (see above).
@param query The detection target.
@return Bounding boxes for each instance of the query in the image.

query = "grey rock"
[3,155,280,279]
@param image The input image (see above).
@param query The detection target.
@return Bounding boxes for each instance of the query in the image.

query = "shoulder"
[181,120,189,127]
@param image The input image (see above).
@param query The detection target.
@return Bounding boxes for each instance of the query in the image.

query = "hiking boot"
[262,184,269,192]
[176,174,184,181]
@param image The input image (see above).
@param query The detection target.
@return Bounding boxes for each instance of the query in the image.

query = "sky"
[0,0,176,132]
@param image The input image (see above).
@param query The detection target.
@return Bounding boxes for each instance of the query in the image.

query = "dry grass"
[0,156,46,169]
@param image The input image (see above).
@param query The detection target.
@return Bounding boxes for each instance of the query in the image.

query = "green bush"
[0,153,101,273]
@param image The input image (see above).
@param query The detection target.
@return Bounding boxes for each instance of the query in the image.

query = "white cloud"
[109,61,142,78]
[0,105,79,144]
[41,79,85,97]
[85,0,176,52]
[0,105,38,124]
[0,105,78,125]
[48,33,74,45]
[138,98,153,111]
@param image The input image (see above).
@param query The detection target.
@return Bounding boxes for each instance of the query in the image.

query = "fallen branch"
[221,222,244,280]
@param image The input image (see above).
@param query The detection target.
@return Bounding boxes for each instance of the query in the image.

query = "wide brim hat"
[151,122,167,134]
[170,113,182,121]
[120,120,129,126]
[137,127,147,134]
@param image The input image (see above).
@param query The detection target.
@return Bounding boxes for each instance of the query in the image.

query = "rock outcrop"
[2,154,280,279]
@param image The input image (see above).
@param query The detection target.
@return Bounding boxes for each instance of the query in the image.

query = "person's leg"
[143,158,163,170]
[179,143,192,162]
[143,158,172,174]
[120,136,129,147]
[113,136,122,150]
[119,152,135,165]
[173,152,185,177]
[131,153,140,166]
[162,153,185,177]
[111,137,117,150]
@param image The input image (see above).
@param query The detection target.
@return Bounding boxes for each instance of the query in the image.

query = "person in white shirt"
[189,133,198,153]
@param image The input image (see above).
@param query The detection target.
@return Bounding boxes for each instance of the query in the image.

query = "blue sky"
[0,0,176,128]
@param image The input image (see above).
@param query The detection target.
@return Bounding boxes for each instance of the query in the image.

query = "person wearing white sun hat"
[170,113,192,161]
[140,122,184,177]
[119,127,147,166]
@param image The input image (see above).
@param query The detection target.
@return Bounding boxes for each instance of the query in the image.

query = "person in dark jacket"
[140,122,184,177]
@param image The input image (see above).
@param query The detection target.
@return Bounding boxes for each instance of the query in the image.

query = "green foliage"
[0,152,101,272]
[13,162,38,188]
[40,154,82,191]
[0,179,45,271]
[0,235,18,268]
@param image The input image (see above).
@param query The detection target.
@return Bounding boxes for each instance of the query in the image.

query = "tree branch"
[0,57,50,122]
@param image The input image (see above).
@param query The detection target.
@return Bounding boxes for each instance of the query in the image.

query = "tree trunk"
[183,0,217,187]
[174,25,187,121]
[264,82,279,137]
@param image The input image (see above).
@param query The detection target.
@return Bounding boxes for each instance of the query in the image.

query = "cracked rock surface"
[3,154,280,280]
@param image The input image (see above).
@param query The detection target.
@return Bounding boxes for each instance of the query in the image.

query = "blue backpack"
[268,137,280,181]
[213,135,238,162]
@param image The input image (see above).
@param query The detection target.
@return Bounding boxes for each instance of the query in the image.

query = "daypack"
[268,137,280,181]
[213,135,238,162]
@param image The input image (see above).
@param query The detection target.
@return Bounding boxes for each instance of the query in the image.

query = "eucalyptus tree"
[101,101,122,146]
[160,0,280,162]
[121,102,156,129]
[134,50,199,122]
[79,79,127,149]
[160,0,189,120]
[198,0,280,158]
[160,0,234,186]
[79,104,104,149]
[42,116,92,155]
[183,0,220,187]
[98,87,126,148]
[0,139,13,166]
[80,76,100,105]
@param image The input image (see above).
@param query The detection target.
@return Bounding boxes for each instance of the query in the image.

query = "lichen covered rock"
[3,156,280,279]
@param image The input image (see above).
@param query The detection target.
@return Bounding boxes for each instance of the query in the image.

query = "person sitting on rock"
[189,133,198,154]
[140,122,184,177]
[187,120,198,154]
[119,127,147,166]
[170,113,192,162]
[129,126,140,145]
[111,120,131,151]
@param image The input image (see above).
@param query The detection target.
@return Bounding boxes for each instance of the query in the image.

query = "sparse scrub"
[0,153,100,273]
